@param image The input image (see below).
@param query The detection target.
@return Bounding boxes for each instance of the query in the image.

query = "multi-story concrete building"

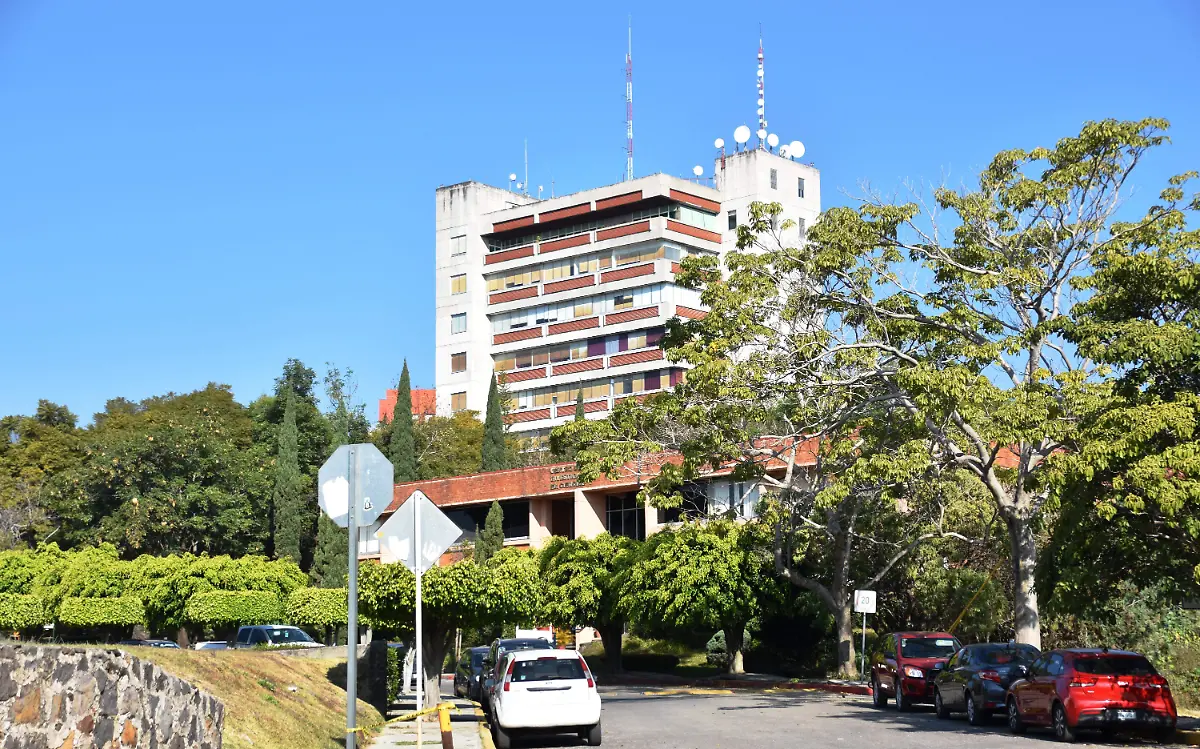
[433,147,820,446]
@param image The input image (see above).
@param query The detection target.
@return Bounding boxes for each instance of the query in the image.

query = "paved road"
[503,687,1189,749]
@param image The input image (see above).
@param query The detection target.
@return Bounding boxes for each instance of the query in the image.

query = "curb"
[1178,729,1200,746]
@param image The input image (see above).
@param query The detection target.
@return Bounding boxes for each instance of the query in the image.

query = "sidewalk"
[369,687,489,749]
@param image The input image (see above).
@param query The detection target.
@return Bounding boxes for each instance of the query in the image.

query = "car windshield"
[900,638,959,658]
[1074,655,1157,676]
[266,627,314,644]
[977,645,1039,665]
[511,657,586,682]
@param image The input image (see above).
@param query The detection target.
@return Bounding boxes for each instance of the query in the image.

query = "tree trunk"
[1007,514,1042,649]
[724,623,746,675]
[421,624,454,712]
[834,600,856,679]
[595,623,624,673]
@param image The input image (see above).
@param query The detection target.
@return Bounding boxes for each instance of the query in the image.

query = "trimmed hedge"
[57,596,145,627]
[0,593,47,630]
[286,587,348,627]
[184,590,283,626]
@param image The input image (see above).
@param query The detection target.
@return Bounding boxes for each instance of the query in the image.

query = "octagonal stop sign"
[318,444,393,528]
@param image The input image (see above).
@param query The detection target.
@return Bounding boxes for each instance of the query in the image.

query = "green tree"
[390,362,418,482]
[621,522,778,674]
[475,501,505,565]
[412,411,485,480]
[539,534,638,672]
[574,389,585,422]
[482,374,507,471]
[311,364,368,588]
[272,391,306,564]
[0,401,84,549]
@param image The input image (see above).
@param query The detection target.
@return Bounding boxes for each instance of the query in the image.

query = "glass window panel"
[451,275,466,295]
[548,345,570,363]
[797,177,806,199]
[770,168,778,189]
[645,371,661,390]
[451,313,467,334]
[613,293,634,311]
[451,392,466,412]
[574,300,593,317]
[598,254,612,269]
[728,210,737,230]
[532,351,549,366]
[494,355,515,372]
[451,235,467,256]
[451,352,467,373]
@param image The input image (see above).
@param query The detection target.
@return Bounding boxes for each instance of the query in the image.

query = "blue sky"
[2,0,1198,423]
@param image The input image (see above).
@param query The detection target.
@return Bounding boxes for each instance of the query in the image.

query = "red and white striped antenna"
[756,28,767,149]
[625,18,634,182]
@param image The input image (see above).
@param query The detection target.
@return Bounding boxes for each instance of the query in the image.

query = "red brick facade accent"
[604,305,659,325]
[600,262,654,284]
[484,245,534,265]
[595,191,642,210]
[670,262,681,274]
[548,316,599,335]
[595,220,651,243]
[493,215,535,233]
[613,394,650,407]
[507,408,551,423]
[539,234,591,254]
[675,306,707,320]
[584,400,609,413]
[669,189,721,214]
[378,388,436,424]
[609,348,664,367]
[493,327,543,345]
[500,367,546,383]
[489,286,539,305]
[666,220,722,244]
[552,357,604,376]
[538,202,591,223]
[543,275,596,295]
[555,403,577,417]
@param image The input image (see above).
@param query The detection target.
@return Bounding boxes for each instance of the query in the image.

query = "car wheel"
[934,688,950,719]
[966,692,987,726]
[493,723,512,749]
[584,721,602,746]
[1155,727,1176,744]
[893,680,908,712]
[1007,698,1025,735]
[871,676,888,708]
[1052,702,1077,743]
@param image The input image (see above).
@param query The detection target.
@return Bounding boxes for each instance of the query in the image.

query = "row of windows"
[765,170,806,199]
[490,284,668,333]
[485,243,700,293]
[487,202,718,252]
[511,368,683,410]
[495,327,665,372]
[725,209,807,237]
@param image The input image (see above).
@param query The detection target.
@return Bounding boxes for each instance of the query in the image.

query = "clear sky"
[2,0,1198,423]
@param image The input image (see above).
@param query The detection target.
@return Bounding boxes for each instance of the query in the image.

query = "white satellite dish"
[692,165,703,177]
[779,146,790,158]
[756,129,767,142]
[733,125,751,145]
[766,133,779,148]
[757,68,764,78]
[516,182,523,190]
[508,173,517,181]
[714,138,725,149]
[789,141,805,159]
[757,98,764,106]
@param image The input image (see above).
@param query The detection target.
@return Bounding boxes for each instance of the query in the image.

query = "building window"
[451,313,466,334]
[450,274,466,295]
[451,391,466,412]
[769,168,778,189]
[797,217,806,239]
[727,210,737,230]
[797,177,806,199]
[451,234,467,257]
[445,500,530,541]
[606,494,645,540]
[612,293,634,311]
[451,352,466,373]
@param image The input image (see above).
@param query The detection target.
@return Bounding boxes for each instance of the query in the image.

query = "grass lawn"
[137,649,384,749]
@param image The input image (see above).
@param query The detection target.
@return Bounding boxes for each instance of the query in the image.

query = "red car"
[1006,648,1177,742]
[871,631,962,711]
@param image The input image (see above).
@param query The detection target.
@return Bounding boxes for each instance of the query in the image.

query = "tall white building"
[433,147,820,443]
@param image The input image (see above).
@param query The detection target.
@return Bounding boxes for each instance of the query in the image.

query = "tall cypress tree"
[475,501,505,565]
[272,390,305,563]
[390,361,418,482]
[481,374,507,472]
[574,388,586,422]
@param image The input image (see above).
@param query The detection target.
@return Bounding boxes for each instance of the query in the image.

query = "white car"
[490,648,602,748]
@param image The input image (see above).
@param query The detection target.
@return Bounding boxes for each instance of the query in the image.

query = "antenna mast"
[757,28,767,149]
[625,18,634,182]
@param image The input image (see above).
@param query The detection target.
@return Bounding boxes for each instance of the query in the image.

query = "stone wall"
[0,644,224,749]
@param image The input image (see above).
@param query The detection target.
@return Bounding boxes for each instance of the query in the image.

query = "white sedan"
[490,648,602,748]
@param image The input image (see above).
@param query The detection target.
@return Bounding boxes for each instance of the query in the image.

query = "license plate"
[1115,710,1137,721]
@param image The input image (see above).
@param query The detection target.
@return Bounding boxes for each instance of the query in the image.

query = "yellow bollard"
[437,702,454,749]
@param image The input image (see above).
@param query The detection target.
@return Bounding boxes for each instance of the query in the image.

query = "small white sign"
[853,589,877,614]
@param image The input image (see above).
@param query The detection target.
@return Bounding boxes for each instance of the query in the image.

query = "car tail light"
[1068,677,1097,688]
[979,670,1001,683]
[502,657,516,692]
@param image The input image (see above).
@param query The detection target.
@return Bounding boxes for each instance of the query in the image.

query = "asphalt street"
[500,687,1192,749]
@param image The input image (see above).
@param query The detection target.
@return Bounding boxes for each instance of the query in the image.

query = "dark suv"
[871,631,962,711]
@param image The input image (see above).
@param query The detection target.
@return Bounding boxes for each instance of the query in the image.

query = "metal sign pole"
[346,447,358,749]
[415,489,423,747]
[860,612,867,680]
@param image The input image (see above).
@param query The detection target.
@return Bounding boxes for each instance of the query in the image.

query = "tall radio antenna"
[625,17,634,181]
[756,27,767,149]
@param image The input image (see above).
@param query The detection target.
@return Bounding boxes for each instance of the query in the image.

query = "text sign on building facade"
[375,490,463,572]
[853,590,877,614]
[318,444,393,529]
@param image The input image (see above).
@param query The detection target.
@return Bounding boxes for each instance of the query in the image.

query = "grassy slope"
[138,650,384,749]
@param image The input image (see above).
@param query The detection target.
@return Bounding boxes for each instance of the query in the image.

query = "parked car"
[1006,648,1176,742]
[455,646,491,702]
[116,639,181,649]
[871,631,962,711]
[233,625,324,649]
[933,642,1040,724]
[481,637,554,712]
[192,641,229,651]
[489,648,602,749]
